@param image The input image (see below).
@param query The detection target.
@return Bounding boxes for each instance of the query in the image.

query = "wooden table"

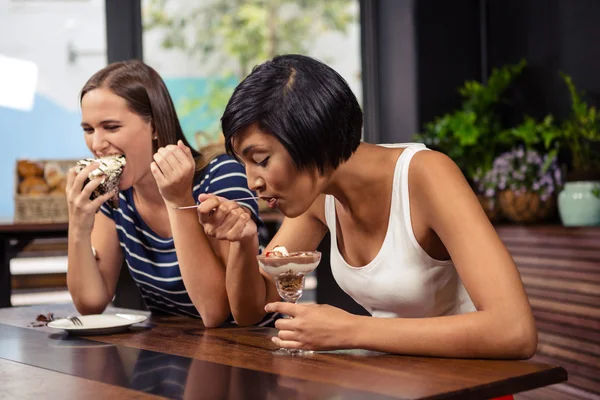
[0,221,69,308]
[0,304,567,399]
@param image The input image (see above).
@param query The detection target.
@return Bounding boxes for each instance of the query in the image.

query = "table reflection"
[0,325,385,400]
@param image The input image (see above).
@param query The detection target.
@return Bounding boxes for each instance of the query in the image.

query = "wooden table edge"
[426,365,568,399]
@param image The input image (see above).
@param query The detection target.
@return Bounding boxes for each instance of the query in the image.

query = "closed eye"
[104,125,121,132]
[257,157,270,167]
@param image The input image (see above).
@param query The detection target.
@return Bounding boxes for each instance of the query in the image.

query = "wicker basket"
[14,159,76,223]
[477,194,502,222]
[498,190,556,224]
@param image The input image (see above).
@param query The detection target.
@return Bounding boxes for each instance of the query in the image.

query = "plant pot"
[498,190,555,224]
[477,194,502,221]
[557,181,600,226]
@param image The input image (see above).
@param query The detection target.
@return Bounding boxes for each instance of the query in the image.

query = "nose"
[90,132,109,156]
[246,167,265,193]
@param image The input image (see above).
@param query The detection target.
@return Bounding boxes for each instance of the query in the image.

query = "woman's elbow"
[202,318,225,329]
[233,312,265,327]
[518,326,538,359]
[72,298,108,316]
[506,319,538,359]
[231,306,266,327]
[68,288,109,315]
[229,300,269,327]
[200,308,231,329]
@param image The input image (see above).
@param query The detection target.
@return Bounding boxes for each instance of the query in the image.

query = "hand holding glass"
[257,250,321,355]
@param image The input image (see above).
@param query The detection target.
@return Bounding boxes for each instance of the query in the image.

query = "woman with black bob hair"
[198,54,537,360]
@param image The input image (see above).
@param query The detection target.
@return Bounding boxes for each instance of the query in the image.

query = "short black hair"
[221,54,363,173]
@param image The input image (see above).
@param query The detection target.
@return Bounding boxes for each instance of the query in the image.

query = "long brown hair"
[80,60,223,173]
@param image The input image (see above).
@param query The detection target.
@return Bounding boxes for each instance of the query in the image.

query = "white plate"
[47,313,148,336]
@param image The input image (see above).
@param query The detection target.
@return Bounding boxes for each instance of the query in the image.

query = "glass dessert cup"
[257,250,321,356]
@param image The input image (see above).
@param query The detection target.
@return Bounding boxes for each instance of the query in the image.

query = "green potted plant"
[501,114,560,150]
[415,60,526,220]
[555,74,600,226]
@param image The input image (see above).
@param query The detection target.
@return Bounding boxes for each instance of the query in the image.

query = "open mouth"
[261,197,279,209]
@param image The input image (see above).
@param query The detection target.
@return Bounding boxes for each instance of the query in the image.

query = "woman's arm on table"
[199,194,328,326]
[155,143,231,328]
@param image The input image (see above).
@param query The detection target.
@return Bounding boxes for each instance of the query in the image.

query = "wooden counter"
[496,225,600,399]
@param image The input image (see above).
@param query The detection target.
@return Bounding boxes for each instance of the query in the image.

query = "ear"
[147,117,156,139]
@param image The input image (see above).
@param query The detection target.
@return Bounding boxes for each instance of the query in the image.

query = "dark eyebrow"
[80,119,121,127]
[241,144,257,157]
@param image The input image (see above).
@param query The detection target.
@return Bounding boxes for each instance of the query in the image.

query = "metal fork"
[68,316,83,326]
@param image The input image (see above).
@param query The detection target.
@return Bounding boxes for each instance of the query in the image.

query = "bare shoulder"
[409,149,467,192]
[408,149,482,221]
[408,149,491,235]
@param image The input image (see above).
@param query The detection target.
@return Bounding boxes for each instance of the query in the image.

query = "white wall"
[0,0,107,217]
[0,0,107,111]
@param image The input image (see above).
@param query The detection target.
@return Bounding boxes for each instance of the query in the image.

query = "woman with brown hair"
[65,60,271,327]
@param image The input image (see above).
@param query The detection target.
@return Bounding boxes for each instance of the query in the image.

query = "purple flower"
[526,151,543,166]
[513,172,524,181]
[479,146,564,198]
[515,148,525,158]
[554,168,562,185]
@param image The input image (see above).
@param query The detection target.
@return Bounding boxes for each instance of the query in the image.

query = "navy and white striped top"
[100,154,276,325]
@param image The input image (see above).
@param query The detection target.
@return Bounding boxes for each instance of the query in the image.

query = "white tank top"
[324,143,476,318]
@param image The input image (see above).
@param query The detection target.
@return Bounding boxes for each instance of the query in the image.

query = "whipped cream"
[76,154,126,181]
[271,245,289,256]
[258,261,320,277]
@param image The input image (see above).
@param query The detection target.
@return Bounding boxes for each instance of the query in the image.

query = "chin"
[279,203,308,219]
[118,171,133,191]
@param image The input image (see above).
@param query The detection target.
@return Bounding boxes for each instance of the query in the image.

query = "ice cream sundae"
[257,246,321,302]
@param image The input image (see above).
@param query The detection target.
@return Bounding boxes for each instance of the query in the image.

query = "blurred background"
[1,1,599,398]
[1,0,361,307]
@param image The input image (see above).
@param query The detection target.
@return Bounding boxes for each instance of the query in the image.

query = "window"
[142,0,362,149]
